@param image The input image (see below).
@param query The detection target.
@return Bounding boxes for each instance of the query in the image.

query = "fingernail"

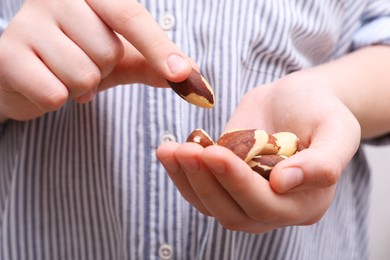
[280,167,304,191]
[167,54,188,75]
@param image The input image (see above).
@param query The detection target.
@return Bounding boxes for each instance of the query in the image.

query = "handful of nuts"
[186,129,299,180]
[171,69,299,179]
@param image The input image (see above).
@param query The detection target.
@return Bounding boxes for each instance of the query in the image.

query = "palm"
[157,72,361,233]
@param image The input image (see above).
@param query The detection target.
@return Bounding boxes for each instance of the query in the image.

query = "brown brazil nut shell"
[216,129,269,162]
[184,128,299,181]
[248,154,287,180]
[186,128,215,147]
[167,68,215,109]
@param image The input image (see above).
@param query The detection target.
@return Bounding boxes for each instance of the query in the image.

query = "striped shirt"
[1,0,390,259]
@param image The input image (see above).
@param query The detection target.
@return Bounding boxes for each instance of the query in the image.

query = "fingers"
[175,144,267,231]
[4,1,122,97]
[0,42,68,114]
[1,0,192,121]
[200,145,324,226]
[33,25,102,100]
[98,38,169,90]
[156,142,211,216]
[157,142,322,232]
[0,0,128,120]
[157,142,271,232]
[33,0,124,99]
[270,110,361,193]
[55,0,124,79]
[86,0,193,82]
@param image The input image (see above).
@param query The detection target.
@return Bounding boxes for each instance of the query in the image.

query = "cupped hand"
[156,71,361,233]
[0,0,193,122]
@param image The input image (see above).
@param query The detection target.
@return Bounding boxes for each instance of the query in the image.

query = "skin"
[1,0,390,234]
[0,0,195,122]
[157,46,390,233]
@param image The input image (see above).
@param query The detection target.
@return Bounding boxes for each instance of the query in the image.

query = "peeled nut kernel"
[259,135,281,155]
[167,68,215,109]
[272,132,299,156]
[186,128,215,147]
[216,129,269,162]
[248,155,287,180]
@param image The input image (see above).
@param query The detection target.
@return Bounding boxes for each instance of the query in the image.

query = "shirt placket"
[144,1,184,259]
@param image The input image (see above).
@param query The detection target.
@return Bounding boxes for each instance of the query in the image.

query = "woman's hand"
[0,0,193,122]
[157,71,361,233]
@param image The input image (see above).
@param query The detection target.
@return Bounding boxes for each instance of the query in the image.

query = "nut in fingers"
[216,129,269,162]
[186,128,215,148]
[167,68,215,108]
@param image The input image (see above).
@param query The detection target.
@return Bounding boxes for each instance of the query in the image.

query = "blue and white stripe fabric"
[0,0,22,34]
[0,18,7,33]
[1,0,390,259]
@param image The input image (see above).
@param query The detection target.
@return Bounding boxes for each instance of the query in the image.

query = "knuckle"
[99,39,124,66]
[38,91,68,111]
[74,69,101,93]
[324,171,339,187]
[316,165,340,187]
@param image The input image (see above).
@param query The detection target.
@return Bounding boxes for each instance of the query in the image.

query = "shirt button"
[159,13,176,31]
[161,132,177,143]
[158,244,174,260]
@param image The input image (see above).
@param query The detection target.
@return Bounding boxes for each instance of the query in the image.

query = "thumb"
[269,148,341,193]
[269,119,361,193]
